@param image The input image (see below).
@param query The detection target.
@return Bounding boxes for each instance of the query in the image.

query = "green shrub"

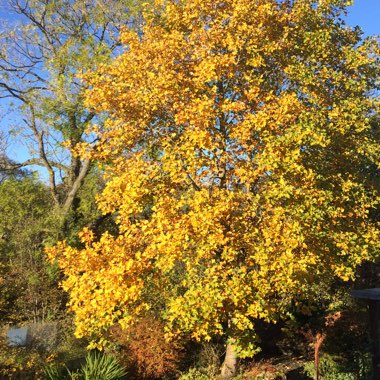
[44,351,126,380]
[178,368,211,380]
[44,364,64,380]
[304,354,355,380]
[81,351,126,380]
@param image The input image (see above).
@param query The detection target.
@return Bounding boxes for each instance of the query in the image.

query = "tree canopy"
[48,0,380,367]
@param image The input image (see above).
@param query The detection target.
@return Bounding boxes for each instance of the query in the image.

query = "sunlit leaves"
[49,0,380,354]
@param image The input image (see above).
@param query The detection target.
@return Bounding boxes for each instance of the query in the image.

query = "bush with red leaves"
[111,316,183,379]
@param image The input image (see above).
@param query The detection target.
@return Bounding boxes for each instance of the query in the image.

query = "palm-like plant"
[81,351,127,380]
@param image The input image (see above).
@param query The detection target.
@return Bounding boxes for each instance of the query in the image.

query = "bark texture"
[221,342,237,379]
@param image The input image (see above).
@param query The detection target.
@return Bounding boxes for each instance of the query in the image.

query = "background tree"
[0,174,62,323]
[0,0,144,219]
[49,0,380,377]
[0,2,147,375]
[0,0,146,329]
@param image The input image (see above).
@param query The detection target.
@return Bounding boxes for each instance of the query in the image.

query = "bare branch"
[0,157,69,172]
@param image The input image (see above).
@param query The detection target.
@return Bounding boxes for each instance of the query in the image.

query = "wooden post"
[369,300,380,379]
[352,288,380,380]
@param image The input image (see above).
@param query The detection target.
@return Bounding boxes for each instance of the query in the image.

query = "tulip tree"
[48,0,380,376]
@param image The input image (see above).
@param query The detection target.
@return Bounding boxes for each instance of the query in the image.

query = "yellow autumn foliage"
[47,0,380,354]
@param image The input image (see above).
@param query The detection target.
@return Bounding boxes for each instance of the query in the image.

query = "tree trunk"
[221,341,237,379]
[62,159,91,213]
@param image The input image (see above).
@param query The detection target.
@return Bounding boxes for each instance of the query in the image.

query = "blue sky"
[346,0,380,36]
